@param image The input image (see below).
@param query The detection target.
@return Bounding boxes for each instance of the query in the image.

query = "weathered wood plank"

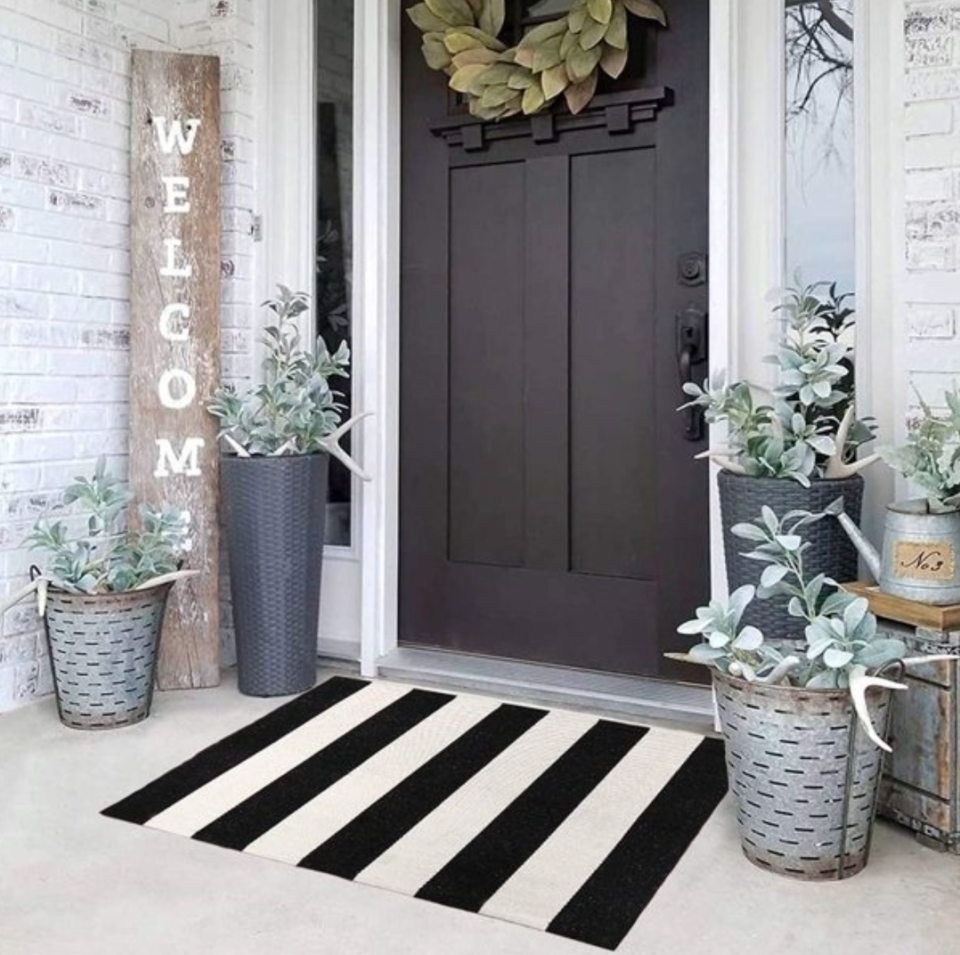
[130,50,221,689]
[842,581,960,631]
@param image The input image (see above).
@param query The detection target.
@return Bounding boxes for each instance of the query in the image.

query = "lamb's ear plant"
[208,285,371,480]
[680,280,877,484]
[670,505,929,750]
[21,456,193,595]
[880,385,960,513]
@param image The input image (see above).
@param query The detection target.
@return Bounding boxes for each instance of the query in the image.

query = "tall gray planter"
[718,471,864,637]
[221,453,329,697]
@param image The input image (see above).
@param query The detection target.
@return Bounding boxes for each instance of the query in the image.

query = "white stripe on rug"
[244,692,503,864]
[479,727,704,930]
[146,680,409,837]
[355,709,597,897]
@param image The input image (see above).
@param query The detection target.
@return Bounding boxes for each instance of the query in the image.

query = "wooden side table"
[843,583,960,853]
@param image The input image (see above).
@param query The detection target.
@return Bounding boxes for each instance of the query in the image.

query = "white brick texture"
[0,0,262,711]
[904,2,960,425]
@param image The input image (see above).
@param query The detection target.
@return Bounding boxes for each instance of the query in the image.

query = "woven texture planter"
[718,471,864,636]
[713,671,893,880]
[43,583,171,730]
[222,453,329,697]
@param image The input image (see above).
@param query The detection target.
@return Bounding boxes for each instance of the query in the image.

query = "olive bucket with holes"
[713,671,896,880]
[42,581,172,730]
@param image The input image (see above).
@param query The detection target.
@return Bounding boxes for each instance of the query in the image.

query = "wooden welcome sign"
[129,51,221,689]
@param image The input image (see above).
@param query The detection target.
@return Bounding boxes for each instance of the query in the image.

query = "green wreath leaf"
[479,84,516,108]
[622,0,666,27]
[508,68,536,90]
[568,2,589,34]
[606,2,628,49]
[423,39,453,70]
[477,62,516,86]
[450,63,491,92]
[409,0,665,121]
[587,0,613,26]
[408,3,451,32]
[565,71,598,114]
[580,16,609,50]
[599,42,629,79]
[566,43,602,83]
[532,34,565,73]
[478,0,506,37]
[522,83,547,115]
[542,62,570,100]
[452,48,500,68]
[518,18,569,50]
[425,0,476,27]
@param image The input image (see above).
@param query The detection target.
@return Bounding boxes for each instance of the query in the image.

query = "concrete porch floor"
[1,670,958,955]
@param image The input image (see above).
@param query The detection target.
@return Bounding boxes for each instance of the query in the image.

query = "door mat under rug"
[103,677,727,951]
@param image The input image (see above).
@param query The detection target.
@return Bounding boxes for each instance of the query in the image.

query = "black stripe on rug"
[297,702,548,878]
[546,737,728,951]
[102,676,369,825]
[415,719,649,913]
[192,688,454,851]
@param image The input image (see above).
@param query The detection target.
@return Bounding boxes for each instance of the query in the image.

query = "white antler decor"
[319,412,374,482]
[849,666,907,753]
[694,449,747,475]
[825,406,880,479]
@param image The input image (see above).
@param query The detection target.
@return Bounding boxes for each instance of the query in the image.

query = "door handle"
[677,307,708,442]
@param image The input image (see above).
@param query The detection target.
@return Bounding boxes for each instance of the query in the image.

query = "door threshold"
[377,647,715,733]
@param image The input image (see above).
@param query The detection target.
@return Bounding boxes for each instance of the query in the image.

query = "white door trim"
[355,0,402,675]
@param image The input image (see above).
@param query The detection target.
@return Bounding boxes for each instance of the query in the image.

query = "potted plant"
[208,286,370,698]
[0,457,195,730]
[824,384,960,605]
[881,385,960,514]
[680,281,878,633]
[669,505,943,880]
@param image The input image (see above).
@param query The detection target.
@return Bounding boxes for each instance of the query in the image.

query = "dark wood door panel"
[569,149,658,581]
[448,163,526,568]
[400,0,710,678]
[401,562,661,676]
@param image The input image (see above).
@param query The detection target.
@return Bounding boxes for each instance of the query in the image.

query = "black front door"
[399,0,710,679]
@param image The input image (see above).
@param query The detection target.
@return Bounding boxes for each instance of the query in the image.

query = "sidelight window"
[315,0,355,547]
[784,0,856,295]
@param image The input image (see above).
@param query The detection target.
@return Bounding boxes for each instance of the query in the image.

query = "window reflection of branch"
[785,0,853,123]
[785,0,853,184]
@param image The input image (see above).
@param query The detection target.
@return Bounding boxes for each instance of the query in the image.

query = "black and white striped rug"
[104,677,727,951]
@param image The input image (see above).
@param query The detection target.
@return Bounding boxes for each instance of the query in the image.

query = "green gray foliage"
[677,506,908,689]
[407,0,666,122]
[24,457,192,594]
[680,281,873,484]
[880,385,960,513]
[208,286,350,456]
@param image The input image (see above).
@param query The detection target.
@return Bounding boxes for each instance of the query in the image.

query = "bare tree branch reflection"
[786,0,853,132]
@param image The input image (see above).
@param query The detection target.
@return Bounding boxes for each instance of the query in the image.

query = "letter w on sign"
[130,50,222,690]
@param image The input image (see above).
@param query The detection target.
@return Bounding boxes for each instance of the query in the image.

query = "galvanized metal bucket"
[43,582,172,731]
[879,501,960,605]
[713,671,894,880]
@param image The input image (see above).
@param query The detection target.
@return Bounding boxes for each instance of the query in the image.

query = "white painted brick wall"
[0,0,262,711]
[904,1,960,418]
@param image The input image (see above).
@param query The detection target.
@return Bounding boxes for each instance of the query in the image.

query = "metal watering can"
[827,498,960,605]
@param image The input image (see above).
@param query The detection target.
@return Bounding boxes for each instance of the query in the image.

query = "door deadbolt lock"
[678,252,708,288]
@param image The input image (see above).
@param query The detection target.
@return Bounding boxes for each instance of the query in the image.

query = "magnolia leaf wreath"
[407,0,667,122]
